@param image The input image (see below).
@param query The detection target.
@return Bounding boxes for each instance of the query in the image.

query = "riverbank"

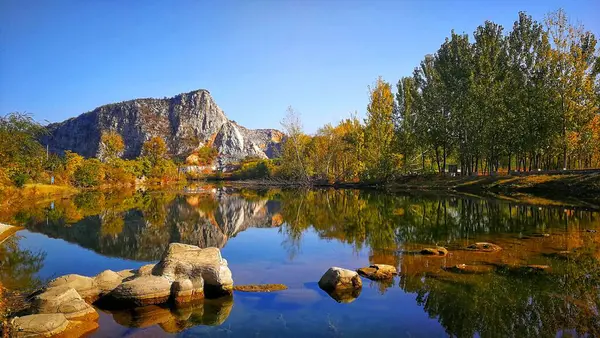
[223,172,600,203]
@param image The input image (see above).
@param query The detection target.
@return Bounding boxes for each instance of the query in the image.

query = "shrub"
[73,159,105,187]
[10,171,29,188]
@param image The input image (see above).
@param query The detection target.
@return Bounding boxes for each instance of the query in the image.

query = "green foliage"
[9,172,29,188]
[73,158,105,187]
[232,158,276,179]
[0,112,47,184]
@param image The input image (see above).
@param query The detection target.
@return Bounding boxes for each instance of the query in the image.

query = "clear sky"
[1,0,598,133]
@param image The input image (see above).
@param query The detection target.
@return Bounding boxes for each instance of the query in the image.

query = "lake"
[1,186,599,337]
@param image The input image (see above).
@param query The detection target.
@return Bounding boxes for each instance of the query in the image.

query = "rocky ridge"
[42,89,283,165]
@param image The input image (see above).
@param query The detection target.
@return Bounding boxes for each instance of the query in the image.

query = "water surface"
[1,187,599,337]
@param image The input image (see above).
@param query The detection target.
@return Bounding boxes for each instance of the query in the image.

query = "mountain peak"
[43,90,282,164]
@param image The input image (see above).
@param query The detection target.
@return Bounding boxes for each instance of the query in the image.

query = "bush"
[231,159,276,179]
[10,171,29,188]
[73,159,105,187]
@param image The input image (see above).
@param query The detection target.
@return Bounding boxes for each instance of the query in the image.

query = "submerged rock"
[357,264,397,280]
[420,247,449,256]
[444,264,494,274]
[465,242,502,252]
[233,284,288,292]
[545,250,573,260]
[318,267,362,293]
[503,264,550,275]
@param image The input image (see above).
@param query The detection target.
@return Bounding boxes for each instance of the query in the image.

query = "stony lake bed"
[1,186,599,337]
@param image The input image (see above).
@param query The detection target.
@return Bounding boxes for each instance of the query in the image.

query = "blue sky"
[1,1,598,133]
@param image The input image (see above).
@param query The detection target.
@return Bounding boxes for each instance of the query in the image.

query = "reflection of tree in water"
[0,235,45,291]
[277,190,600,254]
[399,255,600,337]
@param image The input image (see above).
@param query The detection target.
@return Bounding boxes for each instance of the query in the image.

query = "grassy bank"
[389,172,600,198]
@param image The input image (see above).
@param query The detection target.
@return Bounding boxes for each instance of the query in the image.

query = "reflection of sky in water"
[16,226,447,337]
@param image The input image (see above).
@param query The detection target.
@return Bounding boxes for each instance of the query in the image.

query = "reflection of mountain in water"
[24,192,281,261]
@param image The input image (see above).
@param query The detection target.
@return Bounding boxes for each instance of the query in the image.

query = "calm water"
[1,186,599,337]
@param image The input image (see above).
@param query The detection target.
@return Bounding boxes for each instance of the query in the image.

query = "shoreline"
[212,172,600,204]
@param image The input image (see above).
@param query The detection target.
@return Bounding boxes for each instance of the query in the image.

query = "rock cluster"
[10,243,233,337]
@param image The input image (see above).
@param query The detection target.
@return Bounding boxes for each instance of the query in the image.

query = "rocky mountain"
[42,89,283,164]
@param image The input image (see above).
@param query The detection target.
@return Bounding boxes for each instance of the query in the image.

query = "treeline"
[0,112,180,188]
[278,9,600,183]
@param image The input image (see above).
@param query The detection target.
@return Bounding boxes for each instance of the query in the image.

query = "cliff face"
[43,89,282,164]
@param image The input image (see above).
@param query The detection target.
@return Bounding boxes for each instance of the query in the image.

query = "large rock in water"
[153,243,233,297]
[318,267,362,292]
[41,89,283,165]
[318,267,363,304]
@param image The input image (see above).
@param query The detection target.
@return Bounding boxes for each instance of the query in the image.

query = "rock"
[357,264,397,280]
[31,286,98,321]
[233,284,288,292]
[170,279,199,304]
[136,264,155,277]
[420,247,448,256]
[42,89,282,166]
[11,314,69,338]
[94,270,123,295]
[153,243,233,297]
[100,275,172,308]
[508,264,550,274]
[545,250,573,260]
[444,264,494,274]
[318,267,362,293]
[116,269,135,280]
[46,274,99,302]
[465,242,502,252]
[532,233,551,237]
[0,222,23,243]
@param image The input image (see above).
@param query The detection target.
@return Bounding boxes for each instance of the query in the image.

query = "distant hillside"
[42,89,283,165]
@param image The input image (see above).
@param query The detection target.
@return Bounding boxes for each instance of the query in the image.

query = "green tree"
[363,77,396,181]
[73,158,105,187]
[545,9,598,169]
[0,112,47,184]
